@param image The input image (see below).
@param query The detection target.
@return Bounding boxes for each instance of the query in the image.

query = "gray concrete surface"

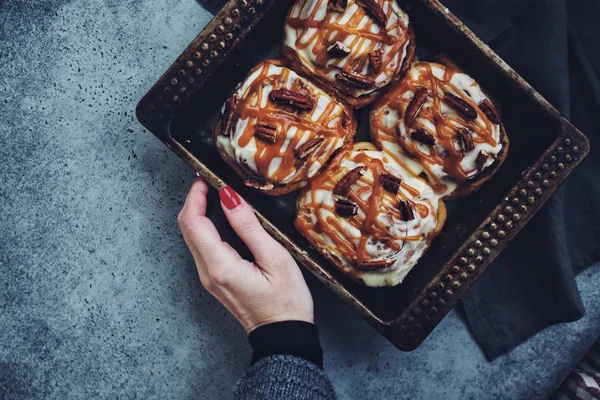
[1,1,599,399]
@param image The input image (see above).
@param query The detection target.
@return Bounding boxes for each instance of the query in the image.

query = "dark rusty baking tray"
[136,0,590,350]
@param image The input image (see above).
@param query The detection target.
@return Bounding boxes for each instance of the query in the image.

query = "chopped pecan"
[294,137,324,159]
[336,71,376,89]
[457,128,475,152]
[270,89,315,111]
[327,41,351,58]
[335,198,358,217]
[244,177,274,191]
[254,124,277,144]
[398,200,415,221]
[328,0,348,12]
[221,96,237,135]
[475,150,490,171]
[411,127,436,145]
[358,0,387,27]
[405,87,430,126]
[334,166,366,195]
[356,258,395,271]
[479,99,501,125]
[369,49,382,73]
[444,93,478,120]
[380,174,402,194]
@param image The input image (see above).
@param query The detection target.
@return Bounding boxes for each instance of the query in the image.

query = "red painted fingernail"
[219,186,242,210]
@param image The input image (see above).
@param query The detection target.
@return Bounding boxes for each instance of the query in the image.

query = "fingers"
[178,178,231,268]
[183,178,210,215]
[219,186,288,269]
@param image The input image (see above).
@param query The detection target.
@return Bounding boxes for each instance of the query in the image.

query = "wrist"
[248,320,323,369]
[246,314,314,335]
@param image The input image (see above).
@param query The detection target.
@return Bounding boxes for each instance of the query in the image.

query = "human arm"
[177,179,337,399]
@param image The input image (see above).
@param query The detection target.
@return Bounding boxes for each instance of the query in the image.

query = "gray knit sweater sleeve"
[233,355,337,400]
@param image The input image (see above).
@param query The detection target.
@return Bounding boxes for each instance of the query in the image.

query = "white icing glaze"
[216,61,351,186]
[284,0,411,99]
[371,62,504,196]
[296,148,443,287]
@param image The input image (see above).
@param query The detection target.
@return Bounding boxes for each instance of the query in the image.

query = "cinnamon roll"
[370,59,509,197]
[295,142,446,287]
[215,60,357,195]
[282,0,415,108]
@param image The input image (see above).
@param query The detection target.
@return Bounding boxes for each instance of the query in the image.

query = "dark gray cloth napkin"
[441,0,600,359]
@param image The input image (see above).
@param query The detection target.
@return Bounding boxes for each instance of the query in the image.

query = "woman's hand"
[178,178,314,333]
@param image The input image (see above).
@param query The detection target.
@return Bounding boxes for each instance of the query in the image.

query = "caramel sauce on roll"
[371,62,505,196]
[295,144,445,287]
[283,0,412,101]
[216,60,355,191]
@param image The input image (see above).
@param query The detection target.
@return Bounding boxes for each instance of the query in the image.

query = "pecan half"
[380,174,402,194]
[457,128,475,152]
[359,0,387,27]
[475,150,490,171]
[444,93,478,120]
[221,96,237,135]
[244,177,274,191]
[356,258,395,271]
[328,0,348,12]
[398,200,415,221]
[294,137,324,159]
[327,41,351,58]
[411,127,436,145]
[270,90,315,111]
[405,87,430,126]
[334,166,366,195]
[254,124,277,144]
[335,198,358,217]
[336,71,376,89]
[479,99,501,125]
[369,49,382,73]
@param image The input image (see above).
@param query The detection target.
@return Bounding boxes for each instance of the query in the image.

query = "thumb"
[218,186,289,269]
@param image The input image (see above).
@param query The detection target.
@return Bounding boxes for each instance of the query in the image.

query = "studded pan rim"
[136,0,591,351]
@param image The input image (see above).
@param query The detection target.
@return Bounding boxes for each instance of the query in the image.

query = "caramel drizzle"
[230,62,348,184]
[295,148,436,270]
[286,0,410,96]
[371,63,499,189]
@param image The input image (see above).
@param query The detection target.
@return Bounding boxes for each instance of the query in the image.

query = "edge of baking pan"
[136,0,590,351]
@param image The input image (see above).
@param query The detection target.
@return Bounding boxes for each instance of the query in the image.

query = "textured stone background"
[1,1,599,399]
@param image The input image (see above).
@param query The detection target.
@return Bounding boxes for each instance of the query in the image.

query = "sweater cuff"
[248,321,323,368]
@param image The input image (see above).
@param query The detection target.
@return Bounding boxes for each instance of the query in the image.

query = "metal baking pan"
[136,0,590,350]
